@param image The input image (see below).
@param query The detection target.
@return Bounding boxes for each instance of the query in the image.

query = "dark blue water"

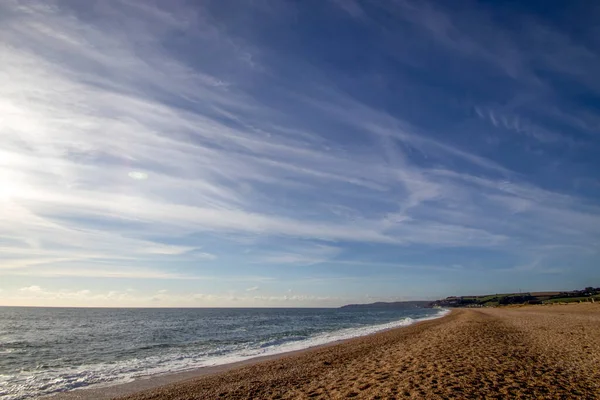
[0,306,446,399]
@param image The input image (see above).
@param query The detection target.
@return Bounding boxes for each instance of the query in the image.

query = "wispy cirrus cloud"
[1,0,599,305]
[474,106,576,145]
[1,0,514,276]
[257,244,343,266]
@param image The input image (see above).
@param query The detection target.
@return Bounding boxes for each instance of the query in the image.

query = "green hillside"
[432,287,600,308]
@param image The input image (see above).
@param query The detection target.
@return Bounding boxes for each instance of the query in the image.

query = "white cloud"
[8,266,201,279]
[246,286,259,292]
[258,244,342,266]
[0,0,597,290]
[195,252,218,260]
[474,106,573,145]
[0,1,516,263]
[19,285,42,292]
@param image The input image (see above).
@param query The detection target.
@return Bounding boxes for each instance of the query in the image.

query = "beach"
[56,303,600,399]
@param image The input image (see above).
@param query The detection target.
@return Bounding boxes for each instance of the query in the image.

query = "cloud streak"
[1,0,599,304]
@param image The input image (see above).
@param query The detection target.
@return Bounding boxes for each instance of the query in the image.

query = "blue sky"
[1,0,599,307]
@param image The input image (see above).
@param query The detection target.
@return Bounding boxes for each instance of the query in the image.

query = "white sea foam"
[247,308,450,359]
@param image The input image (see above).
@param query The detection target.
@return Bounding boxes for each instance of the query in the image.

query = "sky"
[1,0,599,307]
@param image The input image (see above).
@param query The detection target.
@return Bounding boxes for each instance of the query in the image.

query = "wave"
[253,308,450,358]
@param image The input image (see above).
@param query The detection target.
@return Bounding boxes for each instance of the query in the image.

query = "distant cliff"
[339,301,432,309]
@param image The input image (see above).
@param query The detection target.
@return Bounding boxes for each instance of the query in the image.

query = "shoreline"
[47,304,600,399]
[113,303,600,399]
[48,309,450,400]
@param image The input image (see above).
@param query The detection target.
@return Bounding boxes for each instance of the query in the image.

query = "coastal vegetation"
[431,287,600,308]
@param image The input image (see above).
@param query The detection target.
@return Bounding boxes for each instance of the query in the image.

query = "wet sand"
[55,304,600,399]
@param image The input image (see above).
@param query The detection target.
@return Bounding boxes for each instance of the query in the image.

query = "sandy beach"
[53,304,600,399]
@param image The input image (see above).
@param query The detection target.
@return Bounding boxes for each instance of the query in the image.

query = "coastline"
[47,309,450,400]
[48,304,600,399]
[115,304,600,399]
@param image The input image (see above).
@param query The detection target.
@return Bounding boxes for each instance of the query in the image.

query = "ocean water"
[0,306,447,399]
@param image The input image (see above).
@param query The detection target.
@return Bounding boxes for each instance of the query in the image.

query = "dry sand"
[111,304,600,399]
[49,304,599,400]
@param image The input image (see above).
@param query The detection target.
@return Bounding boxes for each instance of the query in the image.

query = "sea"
[0,306,447,400]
